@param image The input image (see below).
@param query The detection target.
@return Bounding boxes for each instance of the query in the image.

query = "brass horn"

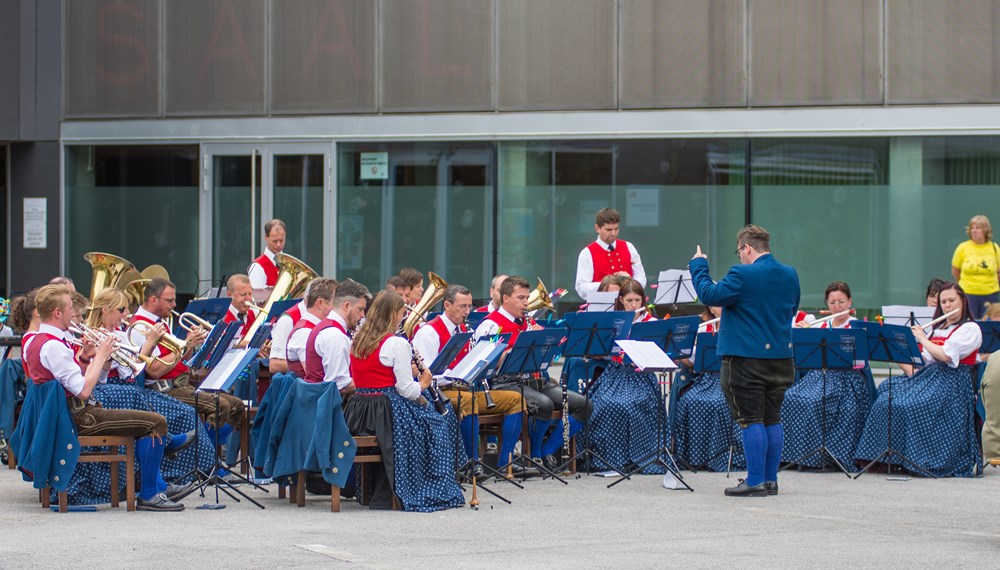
[402,271,448,339]
[84,252,137,305]
[527,277,555,314]
[236,252,318,348]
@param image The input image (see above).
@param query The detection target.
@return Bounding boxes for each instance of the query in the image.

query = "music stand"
[175,298,231,339]
[853,322,935,479]
[183,321,228,369]
[584,292,618,312]
[781,327,868,477]
[978,321,1000,354]
[430,333,473,375]
[203,323,243,370]
[186,347,268,509]
[445,341,521,507]
[881,305,935,328]
[466,312,488,330]
[266,299,300,322]
[654,269,697,307]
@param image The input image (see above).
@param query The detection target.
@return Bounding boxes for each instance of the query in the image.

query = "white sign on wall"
[23,197,47,249]
[360,152,389,180]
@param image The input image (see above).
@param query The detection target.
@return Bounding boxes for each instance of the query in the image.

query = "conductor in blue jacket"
[689,224,800,497]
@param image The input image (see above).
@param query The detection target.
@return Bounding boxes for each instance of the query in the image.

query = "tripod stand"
[854,322,936,479]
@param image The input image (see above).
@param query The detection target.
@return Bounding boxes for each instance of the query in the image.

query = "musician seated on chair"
[269,280,315,375]
[223,274,258,342]
[413,284,525,469]
[384,275,409,298]
[28,284,187,511]
[304,279,370,395]
[474,276,593,473]
[397,267,424,307]
[574,207,646,302]
[131,278,245,435]
[286,278,337,378]
[248,218,286,302]
[474,274,507,314]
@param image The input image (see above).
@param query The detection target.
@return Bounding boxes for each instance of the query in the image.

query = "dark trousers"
[968,292,999,320]
[720,356,795,427]
[491,377,593,423]
[71,402,167,438]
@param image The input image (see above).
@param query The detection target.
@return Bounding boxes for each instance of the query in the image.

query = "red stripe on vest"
[252,253,280,287]
[24,333,75,397]
[131,313,188,379]
[349,335,397,389]
[427,316,470,368]
[286,318,319,379]
[930,325,979,366]
[588,240,633,282]
[304,318,347,383]
[223,306,257,339]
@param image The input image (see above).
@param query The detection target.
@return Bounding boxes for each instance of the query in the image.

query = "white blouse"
[923,321,982,368]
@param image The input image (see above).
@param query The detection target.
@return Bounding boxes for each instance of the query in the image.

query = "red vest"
[349,335,397,390]
[588,240,634,281]
[223,305,257,339]
[930,325,979,366]
[474,305,491,313]
[304,318,347,383]
[24,333,74,397]
[426,316,470,368]
[287,318,318,378]
[281,304,303,326]
[20,331,39,376]
[485,311,528,347]
[131,313,187,380]
[251,253,280,287]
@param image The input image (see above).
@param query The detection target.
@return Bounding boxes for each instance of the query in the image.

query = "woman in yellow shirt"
[952,214,1000,319]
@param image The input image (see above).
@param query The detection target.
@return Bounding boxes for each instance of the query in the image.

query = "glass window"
[0,146,6,296]
[273,154,325,271]
[337,142,493,297]
[499,139,746,304]
[65,145,200,295]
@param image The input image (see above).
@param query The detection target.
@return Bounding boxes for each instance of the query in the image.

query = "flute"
[809,309,853,328]
[920,308,961,333]
[700,316,720,328]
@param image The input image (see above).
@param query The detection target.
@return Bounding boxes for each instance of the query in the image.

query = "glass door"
[201,144,332,292]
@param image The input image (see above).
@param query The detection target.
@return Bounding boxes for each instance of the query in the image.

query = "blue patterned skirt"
[348,388,464,512]
[781,369,871,470]
[854,363,980,477]
[673,372,746,472]
[585,362,665,474]
[57,381,215,505]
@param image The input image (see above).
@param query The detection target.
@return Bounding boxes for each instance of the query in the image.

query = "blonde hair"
[983,302,1000,321]
[35,284,72,320]
[351,290,404,360]
[967,215,993,241]
[86,288,130,329]
[227,274,251,292]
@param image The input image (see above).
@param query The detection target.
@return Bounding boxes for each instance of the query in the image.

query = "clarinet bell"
[484,390,496,409]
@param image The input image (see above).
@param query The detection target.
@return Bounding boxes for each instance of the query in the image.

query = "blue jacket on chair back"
[9,379,80,491]
[689,254,800,359]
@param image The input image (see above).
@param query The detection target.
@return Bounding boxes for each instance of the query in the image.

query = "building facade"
[4,0,1000,310]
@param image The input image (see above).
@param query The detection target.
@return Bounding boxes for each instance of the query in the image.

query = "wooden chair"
[331,435,400,512]
[477,413,508,465]
[42,435,136,513]
[238,406,259,476]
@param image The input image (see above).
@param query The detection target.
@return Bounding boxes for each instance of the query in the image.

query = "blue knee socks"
[765,423,784,483]
[164,432,188,453]
[741,422,766,487]
[498,413,523,466]
[135,436,165,501]
[460,416,480,460]
[528,418,552,458]
[204,421,233,445]
[540,417,584,457]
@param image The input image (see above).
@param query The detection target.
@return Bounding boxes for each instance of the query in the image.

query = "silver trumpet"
[68,323,152,376]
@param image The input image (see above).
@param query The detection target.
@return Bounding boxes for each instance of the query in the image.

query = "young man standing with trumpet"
[689,225,800,497]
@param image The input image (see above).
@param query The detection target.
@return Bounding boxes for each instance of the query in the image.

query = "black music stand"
[881,305,935,328]
[183,320,229,369]
[853,322,935,479]
[445,340,521,506]
[978,321,1000,354]
[558,312,633,477]
[266,299,300,322]
[781,327,868,477]
[174,298,231,339]
[654,269,697,307]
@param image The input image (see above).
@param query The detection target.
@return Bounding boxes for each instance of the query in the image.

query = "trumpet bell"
[402,272,448,338]
[527,278,555,314]
[236,252,318,348]
[84,252,137,304]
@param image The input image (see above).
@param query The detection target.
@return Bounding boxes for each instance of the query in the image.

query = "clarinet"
[529,314,569,466]
[398,324,449,415]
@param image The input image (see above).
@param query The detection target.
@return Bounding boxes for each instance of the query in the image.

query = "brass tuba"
[84,252,137,305]
[236,252,318,348]
[402,271,448,338]
[527,277,555,314]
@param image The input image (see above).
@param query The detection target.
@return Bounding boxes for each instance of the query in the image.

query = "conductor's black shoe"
[164,429,197,459]
[137,493,185,511]
[724,479,768,497]
[164,481,196,501]
[764,481,778,496]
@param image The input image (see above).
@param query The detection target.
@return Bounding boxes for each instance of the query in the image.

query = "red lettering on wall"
[303,0,363,79]
[198,0,257,81]
[96,1,149,87]
[419,0,470,78]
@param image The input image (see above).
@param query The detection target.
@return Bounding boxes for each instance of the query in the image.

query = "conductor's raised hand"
[692,245,708,260]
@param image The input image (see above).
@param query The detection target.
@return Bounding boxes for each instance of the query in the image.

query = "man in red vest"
[268,280,314,375]
[304,279,370,393]
[285,278,337,378]
[474,276,593,472]
[474,274,507,313]
[574,208,647,302]
[222,274,258,341]
[413,284,525,467]
[247,218,286,300]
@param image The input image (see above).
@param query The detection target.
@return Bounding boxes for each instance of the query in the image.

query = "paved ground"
[1,463,998,569]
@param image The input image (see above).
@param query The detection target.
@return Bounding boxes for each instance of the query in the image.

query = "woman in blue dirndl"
[781,281,873,471]
[586,279,665,474]
[344,290,464,512]
[855,282,982,477]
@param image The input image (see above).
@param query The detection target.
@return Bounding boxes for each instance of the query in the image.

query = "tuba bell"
[236,252,318,348]
[526,277,555,315]
[402,272,448,339]
[84,252,137,305]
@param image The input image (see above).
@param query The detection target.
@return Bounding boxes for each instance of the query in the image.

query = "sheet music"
[654,269,696,305]
[445,341,504,382]
[615,340,677,371]
[881,305,935,327]
[586,291,618,312]
[199,348,253,392]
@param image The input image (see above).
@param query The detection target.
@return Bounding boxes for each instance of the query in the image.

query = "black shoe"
[541,454,561,473]
[509,462,540,477]
[164,481,196,501]
[764,481,778,496]
[164,429,197,459]
[137,493,185,511]
[305,473,332,495]
[724,479,768,497]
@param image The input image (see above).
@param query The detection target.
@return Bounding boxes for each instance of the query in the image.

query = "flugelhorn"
[125,320,193,363]
[920,308,961,332]
[171,310,213,334]
[68,323,156,374]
